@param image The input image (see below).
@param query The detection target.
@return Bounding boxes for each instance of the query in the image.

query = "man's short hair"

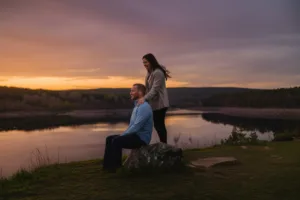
[133,83,146,95]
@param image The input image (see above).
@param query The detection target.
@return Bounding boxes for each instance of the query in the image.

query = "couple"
[103,53,171,172]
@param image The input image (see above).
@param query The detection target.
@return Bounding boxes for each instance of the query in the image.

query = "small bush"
[221,127,265,145]
[273,133,295,142]
[273,128,300,142]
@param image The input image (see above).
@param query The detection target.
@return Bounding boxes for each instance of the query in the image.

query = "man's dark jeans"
[103,134,146,171]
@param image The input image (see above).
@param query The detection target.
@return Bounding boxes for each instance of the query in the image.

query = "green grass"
[1,142,300,200]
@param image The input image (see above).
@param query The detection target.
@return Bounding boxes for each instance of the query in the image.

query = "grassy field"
[1,141,300,200]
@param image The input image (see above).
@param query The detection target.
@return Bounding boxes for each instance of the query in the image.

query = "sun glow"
[0,76,188,90]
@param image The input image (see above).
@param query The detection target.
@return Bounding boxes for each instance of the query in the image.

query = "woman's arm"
[144,70,164,101]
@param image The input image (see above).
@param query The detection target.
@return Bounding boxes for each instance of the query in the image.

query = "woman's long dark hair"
[143,53,171,80]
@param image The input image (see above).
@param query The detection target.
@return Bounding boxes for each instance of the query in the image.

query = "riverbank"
[1,107,300,120]
[200,107,300,120]
[1,141,300,200]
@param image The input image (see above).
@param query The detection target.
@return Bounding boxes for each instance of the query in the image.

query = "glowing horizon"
[1,75,297,90]
[0,76,189,90]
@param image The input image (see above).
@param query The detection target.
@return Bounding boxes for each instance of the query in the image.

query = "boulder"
[123,143,183,170]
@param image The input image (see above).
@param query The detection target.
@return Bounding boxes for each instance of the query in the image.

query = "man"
[103,83,153,172]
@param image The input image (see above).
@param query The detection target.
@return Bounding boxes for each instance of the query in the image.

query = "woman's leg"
[153,108,168,143]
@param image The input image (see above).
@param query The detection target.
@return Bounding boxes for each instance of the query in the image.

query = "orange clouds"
[0,76,188,90]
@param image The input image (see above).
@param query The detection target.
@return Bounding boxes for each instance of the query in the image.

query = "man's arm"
[144,70,164,101]
[121,105,152,136]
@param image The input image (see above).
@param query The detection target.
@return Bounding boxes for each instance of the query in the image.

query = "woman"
[138,53,170,143]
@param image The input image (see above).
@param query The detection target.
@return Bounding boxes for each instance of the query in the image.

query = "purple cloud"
[0,0,299,88]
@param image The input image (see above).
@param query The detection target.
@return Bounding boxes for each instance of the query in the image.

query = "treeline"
[0,86,132,112]
[202,87,300,108]
[0,86,248,112]
[2,86,300,111]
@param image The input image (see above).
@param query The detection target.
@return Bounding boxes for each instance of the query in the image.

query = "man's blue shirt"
[121,101,153,144]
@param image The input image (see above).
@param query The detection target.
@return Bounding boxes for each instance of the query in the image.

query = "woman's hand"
[137,97,145,105]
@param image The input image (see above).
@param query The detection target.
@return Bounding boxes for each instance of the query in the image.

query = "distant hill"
[0,86,251,112]
[167,87,253,107]
[1,85,299,112]
[75,87,253,107]
[201,87,300,108]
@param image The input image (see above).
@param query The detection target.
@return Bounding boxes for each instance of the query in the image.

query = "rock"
[271,155,283,160]
[293,137,300,142]
[241,146,248,149]
[190,157,238,168]
[187,164,197,168]
[123,143,183,170]
[264,146,271,150]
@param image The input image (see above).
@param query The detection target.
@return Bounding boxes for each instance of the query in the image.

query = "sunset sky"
[1,0,299,90]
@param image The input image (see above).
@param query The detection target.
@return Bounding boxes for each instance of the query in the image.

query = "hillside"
[0,86,249,112]
[1,86,300,112]
[202,87,300,108]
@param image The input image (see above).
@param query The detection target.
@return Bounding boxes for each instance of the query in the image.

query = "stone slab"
[190,157,238,168]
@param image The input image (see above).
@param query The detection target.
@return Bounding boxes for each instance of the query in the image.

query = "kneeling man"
[103,83,153,172]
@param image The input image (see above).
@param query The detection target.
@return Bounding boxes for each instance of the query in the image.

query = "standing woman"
[138,53,170,143]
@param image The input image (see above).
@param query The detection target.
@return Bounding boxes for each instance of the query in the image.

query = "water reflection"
[0,115,128,132]
[1,112,300,177]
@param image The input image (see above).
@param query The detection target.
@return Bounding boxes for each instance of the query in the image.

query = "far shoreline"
[196,107,300,120]
[1,107,300,120]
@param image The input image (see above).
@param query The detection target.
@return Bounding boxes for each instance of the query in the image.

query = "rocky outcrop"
[123,143,183,170]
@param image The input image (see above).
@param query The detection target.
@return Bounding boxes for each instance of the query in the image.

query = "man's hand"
[137,97,145,105]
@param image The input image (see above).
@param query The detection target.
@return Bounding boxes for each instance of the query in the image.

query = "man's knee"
[106,135,119,143]
[112,136,122,146]
[112,135,129,148]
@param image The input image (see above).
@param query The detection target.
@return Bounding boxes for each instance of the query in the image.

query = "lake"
[1,111,300,177]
